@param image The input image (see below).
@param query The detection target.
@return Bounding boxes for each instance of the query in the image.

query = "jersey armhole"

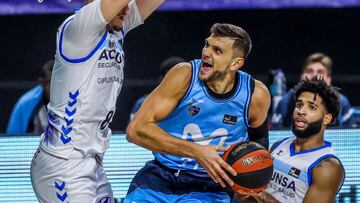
[307,154,344,192]
[59,18,108,64]
[243,76,255,128]
[178,61,196,104]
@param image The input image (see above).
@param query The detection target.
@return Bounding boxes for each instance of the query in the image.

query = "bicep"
[135,86,180,124]
[303,158,344,203]
[248,80,271,128]
[135,0,164,21]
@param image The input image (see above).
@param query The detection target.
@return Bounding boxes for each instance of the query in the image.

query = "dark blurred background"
[1,5,359,132]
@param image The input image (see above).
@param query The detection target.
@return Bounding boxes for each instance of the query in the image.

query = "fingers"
[215,145,230,152]
[204,162,226,188]
[213,157,236,187]
[218,158,237,176]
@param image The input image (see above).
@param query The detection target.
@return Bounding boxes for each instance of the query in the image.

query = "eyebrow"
[205,38,224,49]
[307,101,319,108]
[296,99,319,108]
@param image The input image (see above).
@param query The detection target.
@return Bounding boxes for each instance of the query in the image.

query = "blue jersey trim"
[244,75,251,128]
[270,137,291,153]
[59,18,108,63]
[179,60,196,104]
[201,71,242,103]
[307,154,340,186]
[290,140,332,156]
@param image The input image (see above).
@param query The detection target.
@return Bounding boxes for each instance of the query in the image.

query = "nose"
[296,106,306,115]
[202,47,211,58]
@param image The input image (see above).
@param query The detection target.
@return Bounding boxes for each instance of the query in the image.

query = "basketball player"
[243,78,345,203]
[124,23,271,202]
[30,0,164,202]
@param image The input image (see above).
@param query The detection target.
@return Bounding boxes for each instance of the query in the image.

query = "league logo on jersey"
[223,114,237,125]
[188,104,200,116]
[288,167,301,179]
[109,40,116,49]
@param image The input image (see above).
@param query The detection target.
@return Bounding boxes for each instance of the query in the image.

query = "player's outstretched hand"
[193,145,237,188]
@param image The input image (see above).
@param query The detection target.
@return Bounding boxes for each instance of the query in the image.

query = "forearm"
[126,122,199,158]
[248,118,269,149]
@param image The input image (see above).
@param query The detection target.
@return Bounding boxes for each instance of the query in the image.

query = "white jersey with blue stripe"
[40,0,143,158]
[266,136,341,203]
[154,59,254,172]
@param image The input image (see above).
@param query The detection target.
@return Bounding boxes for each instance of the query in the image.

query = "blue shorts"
[124,160,233,203]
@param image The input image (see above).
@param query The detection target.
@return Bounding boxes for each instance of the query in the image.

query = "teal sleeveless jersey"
[154,59,254,172]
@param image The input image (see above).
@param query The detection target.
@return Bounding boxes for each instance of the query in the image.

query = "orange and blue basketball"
[222,141,273,193]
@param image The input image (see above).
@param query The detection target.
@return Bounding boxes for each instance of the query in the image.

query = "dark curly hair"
[294,78,340,123]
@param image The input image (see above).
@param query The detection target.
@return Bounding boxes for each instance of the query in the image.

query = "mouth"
[200,60,213,74]
[294,117,307,129]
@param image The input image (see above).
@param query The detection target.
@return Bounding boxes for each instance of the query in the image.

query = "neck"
[294,130,325,152]
[206,72,236,94]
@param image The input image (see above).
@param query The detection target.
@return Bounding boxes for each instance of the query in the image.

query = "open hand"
[193,144,237,188]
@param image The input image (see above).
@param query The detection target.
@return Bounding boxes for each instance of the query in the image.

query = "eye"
[214,47,222,55]
[309,105,317,111]
[295,103,303,109]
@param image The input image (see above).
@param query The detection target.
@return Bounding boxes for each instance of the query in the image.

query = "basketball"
[222,141,273,193]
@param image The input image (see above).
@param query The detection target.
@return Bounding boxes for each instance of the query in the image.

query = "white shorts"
[30,147,114,203]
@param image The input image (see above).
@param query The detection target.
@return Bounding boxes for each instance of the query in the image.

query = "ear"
[323,113,333,126]
[230,57,244,71]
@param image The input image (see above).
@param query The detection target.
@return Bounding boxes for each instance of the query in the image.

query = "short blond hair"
[302,52,333,75]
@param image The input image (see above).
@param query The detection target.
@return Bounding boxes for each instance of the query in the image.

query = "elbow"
[126,121,142,144]
[126,121,136,144]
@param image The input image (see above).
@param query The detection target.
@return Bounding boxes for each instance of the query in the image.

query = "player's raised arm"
[303,157,344,203]
[247,80,271,149]
[101,0,132,22]
[135,0,165,21]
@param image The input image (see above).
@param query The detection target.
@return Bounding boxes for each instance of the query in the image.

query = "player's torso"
[155,59,253,171]
[41,19,125,158]
[266,137,337,203]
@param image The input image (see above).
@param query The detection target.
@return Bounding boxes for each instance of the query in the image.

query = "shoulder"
[247,79,271,127]
[250,79,271,108]
[156,62,192,97]
[314,156,343,172]
[163,62,192,83]
[312,156,344,185]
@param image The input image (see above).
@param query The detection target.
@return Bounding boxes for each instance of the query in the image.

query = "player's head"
[85,0,129,32]
[38,60,54,101]
[291,78,340,139]
[159,56,185,82]
[200,23,252,82]
[300,52,333,85]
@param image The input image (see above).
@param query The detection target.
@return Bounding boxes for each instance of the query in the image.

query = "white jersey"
[40,0,143,158]
[266,136,341,203]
